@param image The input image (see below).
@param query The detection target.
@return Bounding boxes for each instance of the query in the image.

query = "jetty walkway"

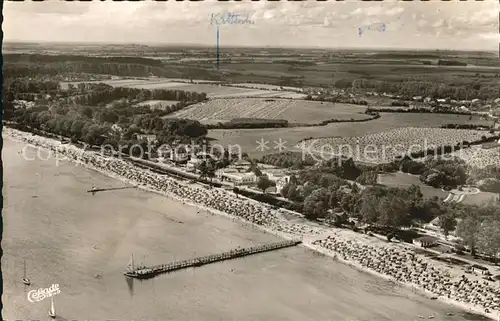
[124,239,301,279]
[87,186,137,193]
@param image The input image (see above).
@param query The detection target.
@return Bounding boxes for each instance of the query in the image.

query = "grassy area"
[378,172,448,199]
[378,172,499,204]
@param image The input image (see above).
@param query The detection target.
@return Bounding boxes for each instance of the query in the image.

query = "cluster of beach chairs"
[313,236,500,317]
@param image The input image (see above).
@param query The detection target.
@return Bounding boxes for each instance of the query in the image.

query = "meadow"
[168,99,370,125]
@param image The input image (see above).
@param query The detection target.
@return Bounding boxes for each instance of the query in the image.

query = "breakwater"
[124,239,301,279]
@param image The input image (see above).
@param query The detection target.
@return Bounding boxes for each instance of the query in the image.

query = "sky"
[4,0,500,51]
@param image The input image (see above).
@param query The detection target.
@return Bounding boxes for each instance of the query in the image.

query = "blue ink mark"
[358,22,387,37]
[210,12,255,26]
[216,25,219,70]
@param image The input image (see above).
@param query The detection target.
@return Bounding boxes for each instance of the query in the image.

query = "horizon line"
[3,40,497,54]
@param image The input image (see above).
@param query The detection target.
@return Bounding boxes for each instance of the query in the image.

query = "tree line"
[65,83,206,111]
[4,54,164,67]
[347,78,499,100]
[4,55,221,80]
[260,151,500,193]
[367,107,472,115]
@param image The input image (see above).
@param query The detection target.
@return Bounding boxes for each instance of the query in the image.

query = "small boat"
[48,296,56,318]
[89,184,97,196]
[22,260,30,285]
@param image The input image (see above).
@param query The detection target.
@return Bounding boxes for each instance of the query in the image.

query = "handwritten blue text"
[210,12,255,26]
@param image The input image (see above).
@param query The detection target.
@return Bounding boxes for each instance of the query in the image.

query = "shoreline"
[4,127,499,321]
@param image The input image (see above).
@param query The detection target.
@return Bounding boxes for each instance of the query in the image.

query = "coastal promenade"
[125,240,301,279]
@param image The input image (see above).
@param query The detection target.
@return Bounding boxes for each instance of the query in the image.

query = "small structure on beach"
[471,264,489,275]
[412,236,438,248]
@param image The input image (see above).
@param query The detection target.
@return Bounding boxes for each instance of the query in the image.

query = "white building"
[231,159,252,171]
[223,172,256,185]
[264,171,287,182]
[186,158,204,172]
[276,176,291,194]
[135,134,157,143]
[216,168,256,185]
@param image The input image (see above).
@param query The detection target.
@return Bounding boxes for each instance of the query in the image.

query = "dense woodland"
[367,107,473,115]
[5,78,209,149]
[347,78,500,101]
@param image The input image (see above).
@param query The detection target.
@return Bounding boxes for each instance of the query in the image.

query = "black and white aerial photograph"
[2,1,500,320]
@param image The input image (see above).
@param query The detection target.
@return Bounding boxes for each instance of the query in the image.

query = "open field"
[60,78,306,99]
[298,128,495,164]
[208,113,494,158]
[167,99,370,124]
[378,172,498,205]
[378,173,448,199]
[448,145,500,168]
[209,61,500,88]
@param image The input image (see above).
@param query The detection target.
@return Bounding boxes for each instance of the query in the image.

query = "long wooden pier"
[124,239,301,279]
[87,186,137,193]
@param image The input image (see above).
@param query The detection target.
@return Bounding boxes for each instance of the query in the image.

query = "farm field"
[448,145,500,168]
[167,99,371,124]
[298,128,495,164]
[60,78,306,99]
[208,113,493,158]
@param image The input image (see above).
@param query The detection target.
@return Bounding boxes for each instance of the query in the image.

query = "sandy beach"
[4,127,499,320]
